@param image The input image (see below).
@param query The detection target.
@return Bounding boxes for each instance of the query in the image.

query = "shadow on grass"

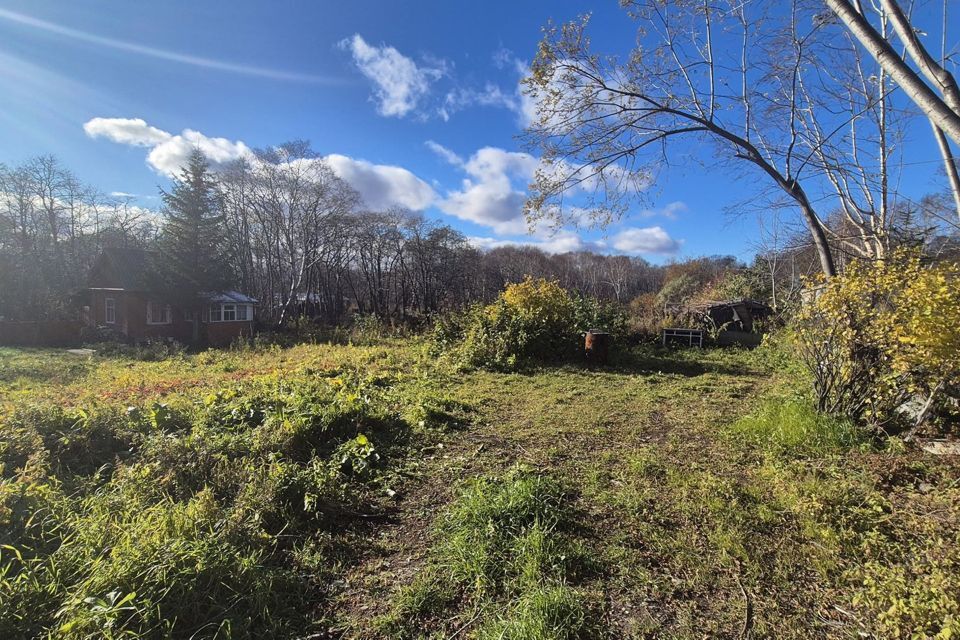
[496,345,765,379]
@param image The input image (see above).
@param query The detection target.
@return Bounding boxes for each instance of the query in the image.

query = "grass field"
[1,340,958,639]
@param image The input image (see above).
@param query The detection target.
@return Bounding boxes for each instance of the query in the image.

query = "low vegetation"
[432,277,625,370]
[796,251,960,432]
[1,331,958,638]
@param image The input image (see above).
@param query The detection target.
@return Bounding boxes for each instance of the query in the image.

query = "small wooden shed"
[687,299,773,333]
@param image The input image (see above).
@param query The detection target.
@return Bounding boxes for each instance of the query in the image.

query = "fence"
[0,320,84,347]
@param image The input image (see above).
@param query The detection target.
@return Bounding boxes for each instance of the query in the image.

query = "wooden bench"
[662,327,703,348]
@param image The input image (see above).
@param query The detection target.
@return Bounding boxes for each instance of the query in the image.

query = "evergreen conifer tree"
[157,149,232,342]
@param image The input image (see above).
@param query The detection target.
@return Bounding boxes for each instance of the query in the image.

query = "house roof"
[89,247,161,291]
[203,291,258,304]
[89,248,256,302]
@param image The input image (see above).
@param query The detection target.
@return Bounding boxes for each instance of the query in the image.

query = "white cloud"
[341,34,445,118]
[440,57,535,127]
[436,146,538,234]
[83,117,172,147]
[468,229,596,254]
[85,118,250,175]
[639,201,687,219]
[424,140,463,167]
[146,130,252,176]
[83,116,435,211]
[324,154,435,210]
[433,146,623,235]
[611,226,681,255]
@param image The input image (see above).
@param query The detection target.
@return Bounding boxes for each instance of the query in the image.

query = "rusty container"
[585,330,610,364]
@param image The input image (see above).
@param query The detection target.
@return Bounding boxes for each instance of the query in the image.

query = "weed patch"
[384,468,601,638]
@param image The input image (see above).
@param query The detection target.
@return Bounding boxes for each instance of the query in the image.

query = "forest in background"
[3,148,957,329]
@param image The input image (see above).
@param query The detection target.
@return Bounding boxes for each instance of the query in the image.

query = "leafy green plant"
[432,277,625,370]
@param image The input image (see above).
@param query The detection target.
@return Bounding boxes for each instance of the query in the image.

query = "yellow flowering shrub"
[796,251,960,430]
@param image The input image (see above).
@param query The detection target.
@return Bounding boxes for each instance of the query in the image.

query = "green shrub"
[796,251,960,431]
[432,278,625,370]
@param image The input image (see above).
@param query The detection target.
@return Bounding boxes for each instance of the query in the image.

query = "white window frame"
[208,303,252,323]
[146,300,172,325]
[105,297,116,324]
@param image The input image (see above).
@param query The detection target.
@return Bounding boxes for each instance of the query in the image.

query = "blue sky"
[0,1,952,263]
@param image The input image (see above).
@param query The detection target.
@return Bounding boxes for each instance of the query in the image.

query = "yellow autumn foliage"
[796,250,960,428]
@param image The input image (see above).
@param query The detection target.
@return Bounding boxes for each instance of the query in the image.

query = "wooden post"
[585,330,610,364]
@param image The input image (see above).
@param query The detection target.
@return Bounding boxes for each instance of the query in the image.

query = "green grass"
[1,339,958,639]
[729,394,866,458]
[383,469,599,638]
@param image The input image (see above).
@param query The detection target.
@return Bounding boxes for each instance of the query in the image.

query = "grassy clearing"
[1,340,958,638]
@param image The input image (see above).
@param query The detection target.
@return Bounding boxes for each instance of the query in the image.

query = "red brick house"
[86,247,256,346]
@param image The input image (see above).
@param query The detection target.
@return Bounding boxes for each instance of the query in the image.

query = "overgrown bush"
[0,362,448,639]
[795,251,960,432]
[432,278,625,370]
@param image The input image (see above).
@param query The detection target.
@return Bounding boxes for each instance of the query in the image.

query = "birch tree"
[826,0,960,221]
[524,2,839,276]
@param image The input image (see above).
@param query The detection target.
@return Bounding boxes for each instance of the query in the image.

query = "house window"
[105,298,116,324]
[184,310,195,322]
[208,303,252,322]
[147,301,171,325]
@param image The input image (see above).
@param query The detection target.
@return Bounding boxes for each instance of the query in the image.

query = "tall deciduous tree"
[158,149,232,341]
[523,5,839,276]
[826,0,960,222]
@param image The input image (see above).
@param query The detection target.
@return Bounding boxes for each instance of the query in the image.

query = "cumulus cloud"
[436,146,538,234]
[85,117,250,175]
[83,117,435,211]
[324,154,435,210]
[611,226,681,255]
[148,130,252,176]
[341,34,445,117]
[83,117,172,147]
[468,229,597,254]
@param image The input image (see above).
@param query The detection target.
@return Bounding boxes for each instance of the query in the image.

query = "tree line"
[3,142,954,328]
[0,149,674,325]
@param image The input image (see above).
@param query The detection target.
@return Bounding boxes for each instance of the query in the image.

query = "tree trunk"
[826,0,960,144]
